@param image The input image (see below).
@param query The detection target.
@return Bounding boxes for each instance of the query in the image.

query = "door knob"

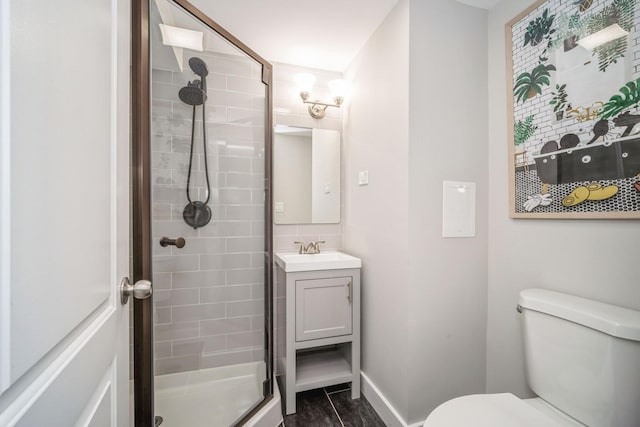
[120,277,152,305]
[160,236,186,248]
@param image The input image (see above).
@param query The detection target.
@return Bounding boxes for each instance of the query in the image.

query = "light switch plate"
[275,201,285,213]
[358,170,369,186]
[442,181,476,238]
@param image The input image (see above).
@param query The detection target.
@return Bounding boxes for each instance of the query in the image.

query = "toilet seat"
[423,393,570,427]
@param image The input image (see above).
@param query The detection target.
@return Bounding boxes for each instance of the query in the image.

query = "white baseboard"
[360,372,424,427]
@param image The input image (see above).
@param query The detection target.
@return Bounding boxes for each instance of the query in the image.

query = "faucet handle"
[312,240,326,253]
[293,241,305,254]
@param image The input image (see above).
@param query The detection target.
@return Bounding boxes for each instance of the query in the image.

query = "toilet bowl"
[423,393,583,427]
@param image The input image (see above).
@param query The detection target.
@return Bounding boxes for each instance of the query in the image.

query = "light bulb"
[328,79,348,100]
[294,73,316,95]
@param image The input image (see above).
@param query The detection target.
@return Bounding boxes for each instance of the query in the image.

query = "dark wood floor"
[281,383,385,427]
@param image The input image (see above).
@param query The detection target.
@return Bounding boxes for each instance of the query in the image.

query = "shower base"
[153,362,269,426]
[129,361,282,426]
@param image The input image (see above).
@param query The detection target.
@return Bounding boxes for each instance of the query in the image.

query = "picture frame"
[507,0,640,218]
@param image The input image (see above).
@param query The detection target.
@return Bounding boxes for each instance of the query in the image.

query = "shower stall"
[131,1,274,425]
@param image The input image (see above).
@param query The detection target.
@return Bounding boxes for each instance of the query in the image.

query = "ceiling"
[191,0,399,72]
[187,0,498,72]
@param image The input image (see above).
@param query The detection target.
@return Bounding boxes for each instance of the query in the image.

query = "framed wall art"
[507,0,640,218]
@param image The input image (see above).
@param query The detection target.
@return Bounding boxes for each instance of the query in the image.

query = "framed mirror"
[274,125,341,224]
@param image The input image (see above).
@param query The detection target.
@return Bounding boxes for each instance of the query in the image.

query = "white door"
[0,0,131,426]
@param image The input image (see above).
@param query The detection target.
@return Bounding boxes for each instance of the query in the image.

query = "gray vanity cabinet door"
[295,276,353,341]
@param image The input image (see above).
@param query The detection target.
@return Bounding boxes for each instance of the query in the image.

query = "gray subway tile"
[226,205,264,221]
[174,335,226,356]
[227,268,263,285]
[251,283,264,299]
[152,272,172,290]
[155,322,199,341]
[152,186,186,204]
[200,317,252,336]
[225,285,253,301]
[200,253,251,271]
[154,289,199,307]
[155,355,200,376]
[199,285,251,303]
[217,188,252,204]
[199,286,225,304]
[251,315,264,332]
[152,69,173,84]
[154,307,172,325]
[227,300,264,317]
[171,303,226,323]
[198,221,252,238]
[226,237,263,252]
[155,341,172,359]
[152,99,172,118]
[218,156,251,173]
[172,270,226,288]
[226,331,263,350]
[211,57,253,77]
[250,253,264,269]
[153,255,199,273]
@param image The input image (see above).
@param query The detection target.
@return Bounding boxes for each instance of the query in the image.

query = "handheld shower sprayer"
[179,57,212,229]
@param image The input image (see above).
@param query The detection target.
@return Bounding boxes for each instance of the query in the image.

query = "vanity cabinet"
[275,256,361,415]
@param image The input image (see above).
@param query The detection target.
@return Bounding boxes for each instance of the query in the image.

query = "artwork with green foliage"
[508,0,640,218]
[524,8,556,47]
[549,83,570,117]
[601,78,640,119]
[514,64,556,103]
[573,0,593,12]
[549,12,585,50]
[587,0,635,72]
[514,115,538,146]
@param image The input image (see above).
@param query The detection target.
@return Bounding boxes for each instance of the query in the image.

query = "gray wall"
[344,0,490,423]
[408,0,489,422]
[344,0,411,420]
[486,0,640,397]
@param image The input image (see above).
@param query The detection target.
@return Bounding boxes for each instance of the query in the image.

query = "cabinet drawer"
[295,277,352,341]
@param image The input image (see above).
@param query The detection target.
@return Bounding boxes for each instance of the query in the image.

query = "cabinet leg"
[352,378,361,400]
[286,386,296,414]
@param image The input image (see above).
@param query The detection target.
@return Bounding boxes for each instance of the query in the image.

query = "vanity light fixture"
[295,73,347,119]
[577,23,628,51]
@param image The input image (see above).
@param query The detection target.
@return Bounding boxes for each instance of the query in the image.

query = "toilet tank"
[519,289,640,427]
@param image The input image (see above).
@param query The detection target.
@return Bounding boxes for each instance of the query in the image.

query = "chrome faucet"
[294,240,326,254]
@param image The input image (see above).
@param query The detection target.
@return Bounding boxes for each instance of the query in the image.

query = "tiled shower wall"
[150,50,266,376]
[272,62,344,253]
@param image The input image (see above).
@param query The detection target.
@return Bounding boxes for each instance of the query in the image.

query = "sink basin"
[275,251,361,272]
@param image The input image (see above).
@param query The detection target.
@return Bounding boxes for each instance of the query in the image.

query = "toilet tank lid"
[519,289,640,341]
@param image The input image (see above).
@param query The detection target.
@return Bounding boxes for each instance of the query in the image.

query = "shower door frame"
[131,1,274,425]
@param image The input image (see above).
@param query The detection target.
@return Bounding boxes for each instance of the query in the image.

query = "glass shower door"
[136,0,273,425]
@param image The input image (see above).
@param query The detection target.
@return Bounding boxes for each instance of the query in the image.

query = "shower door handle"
[120,277,152,305]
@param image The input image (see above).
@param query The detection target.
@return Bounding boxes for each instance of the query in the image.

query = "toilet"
[424,289,640,427]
